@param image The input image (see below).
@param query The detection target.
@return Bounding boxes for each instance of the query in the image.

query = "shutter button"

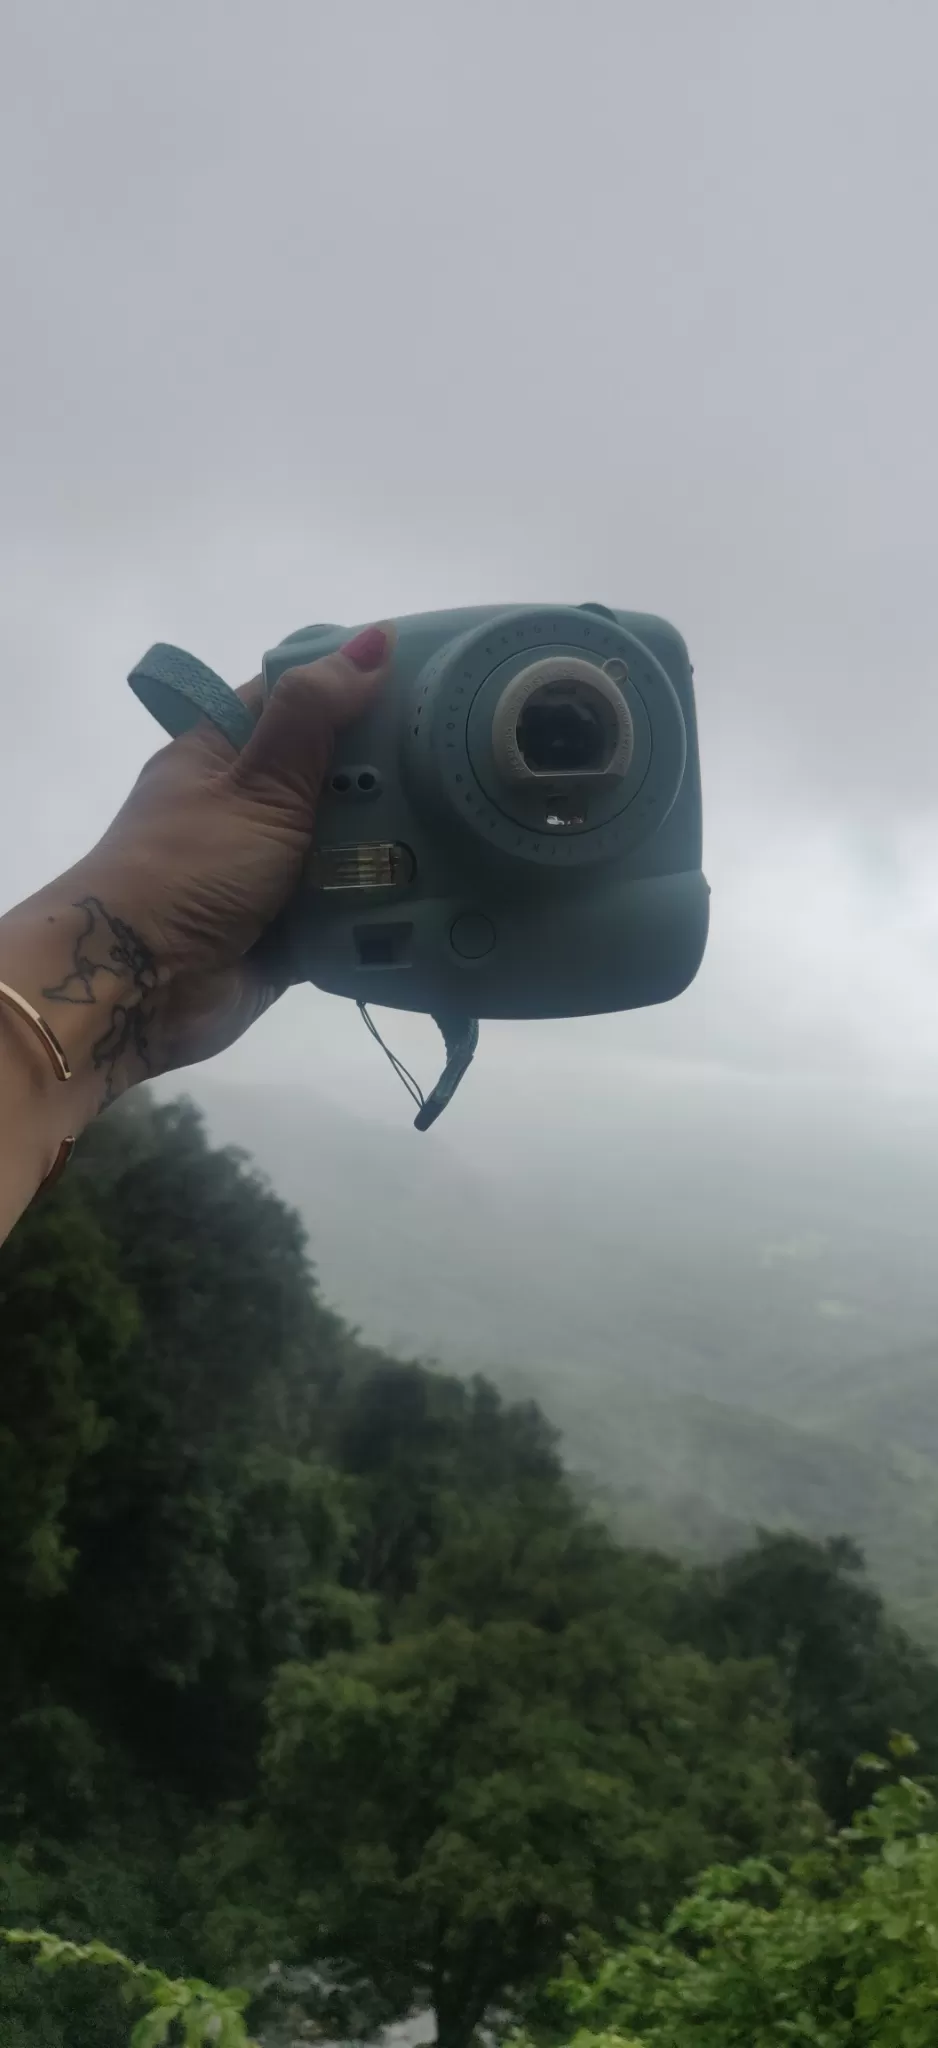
[450,913,496,958]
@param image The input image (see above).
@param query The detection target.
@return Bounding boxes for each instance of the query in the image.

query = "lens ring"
[405,605,686,870]
[491,656,634,786]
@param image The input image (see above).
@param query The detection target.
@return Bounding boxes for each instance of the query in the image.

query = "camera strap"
[416,1013,479,1130]
[359,1006,479,1131]
[127,643,480,1131]
[128,642,257,748]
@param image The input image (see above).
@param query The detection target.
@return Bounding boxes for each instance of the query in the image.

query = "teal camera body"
[128,601,708,1125]
[262,603,708,1022]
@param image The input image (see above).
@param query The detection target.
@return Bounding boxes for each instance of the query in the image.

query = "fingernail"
[341,625,389,672]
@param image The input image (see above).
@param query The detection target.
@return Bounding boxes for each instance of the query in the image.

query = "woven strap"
[128,642,256,750]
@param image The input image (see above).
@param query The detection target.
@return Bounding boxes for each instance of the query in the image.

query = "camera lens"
[488,654,634,795]
[517,685,610,775]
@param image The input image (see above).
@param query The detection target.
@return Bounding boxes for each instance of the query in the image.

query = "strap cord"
[359,1004,478,1130]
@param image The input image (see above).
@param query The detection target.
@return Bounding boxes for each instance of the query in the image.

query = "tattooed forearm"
[42,897,158,1007]
[42,896,158,1103]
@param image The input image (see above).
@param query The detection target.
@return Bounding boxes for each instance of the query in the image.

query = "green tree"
[332,1358,564,1604]
[243,1602,817,2048]
[525,1739,938,2048]
[688,1532,938,1821]
[0,1181,137,1612]
[46,1096,366,1808]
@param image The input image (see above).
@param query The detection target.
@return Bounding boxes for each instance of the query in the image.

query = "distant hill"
[171,1072,938,1642]
[807,1346,938,1457]
[183,1073,938,1413]
[533,1376,938,1646]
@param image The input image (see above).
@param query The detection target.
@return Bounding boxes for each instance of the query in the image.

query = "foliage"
[249,1617,816,2048]
[0,1181,137,1607]
[685,1531,938,1822]
[3,1092,938,2045]
[1,1927,256,2046]
[522,1739,938,2048]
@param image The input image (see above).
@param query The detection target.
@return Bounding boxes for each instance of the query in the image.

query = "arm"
[0,624,392,1243]
[0,883,151,1225]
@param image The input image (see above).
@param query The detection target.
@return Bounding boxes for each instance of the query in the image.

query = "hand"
[0,622,394,1118]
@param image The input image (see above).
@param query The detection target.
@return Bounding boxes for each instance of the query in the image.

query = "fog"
[3,0,938,1304]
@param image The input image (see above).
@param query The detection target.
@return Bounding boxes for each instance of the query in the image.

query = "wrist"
[0,985,77,1188]
[0,864,160,1119]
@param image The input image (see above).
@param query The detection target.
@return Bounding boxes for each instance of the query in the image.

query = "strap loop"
[128,643,256,750]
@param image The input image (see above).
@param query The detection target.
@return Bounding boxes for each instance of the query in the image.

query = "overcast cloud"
[3,0,938,1139]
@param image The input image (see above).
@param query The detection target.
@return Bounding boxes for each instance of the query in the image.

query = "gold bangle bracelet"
[0,978,76,1194]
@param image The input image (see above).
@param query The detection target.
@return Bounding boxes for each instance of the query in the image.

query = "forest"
[201,1075,938,1652]
[4,1093,938,2046]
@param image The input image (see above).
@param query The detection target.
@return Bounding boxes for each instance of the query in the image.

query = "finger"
[193,673,265,758]
[230,623,395,814]
[157,674,265,775]
[234,675,266,713]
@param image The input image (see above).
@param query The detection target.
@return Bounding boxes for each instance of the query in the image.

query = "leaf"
[131,2012,177,2048]
[218,2013,254,2048]
[889,1731,920,1760]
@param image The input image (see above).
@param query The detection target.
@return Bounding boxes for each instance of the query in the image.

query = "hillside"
[551,1380,938,1645]
[9,1093,938,2046]
[185,1071,938,1417]
[179,1073,938,1642]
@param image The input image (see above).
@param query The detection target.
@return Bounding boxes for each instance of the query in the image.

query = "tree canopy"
[3,1092,938,2045]
[521,1739,938,2048]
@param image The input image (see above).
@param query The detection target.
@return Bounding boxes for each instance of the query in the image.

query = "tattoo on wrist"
[42,896,158,1103]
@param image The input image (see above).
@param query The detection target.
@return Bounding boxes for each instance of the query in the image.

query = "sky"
[3,0,938,1144]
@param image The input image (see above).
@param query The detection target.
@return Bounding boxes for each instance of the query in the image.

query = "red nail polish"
[341,625,388,672]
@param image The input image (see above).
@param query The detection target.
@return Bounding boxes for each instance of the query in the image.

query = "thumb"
[231,622,395,815]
